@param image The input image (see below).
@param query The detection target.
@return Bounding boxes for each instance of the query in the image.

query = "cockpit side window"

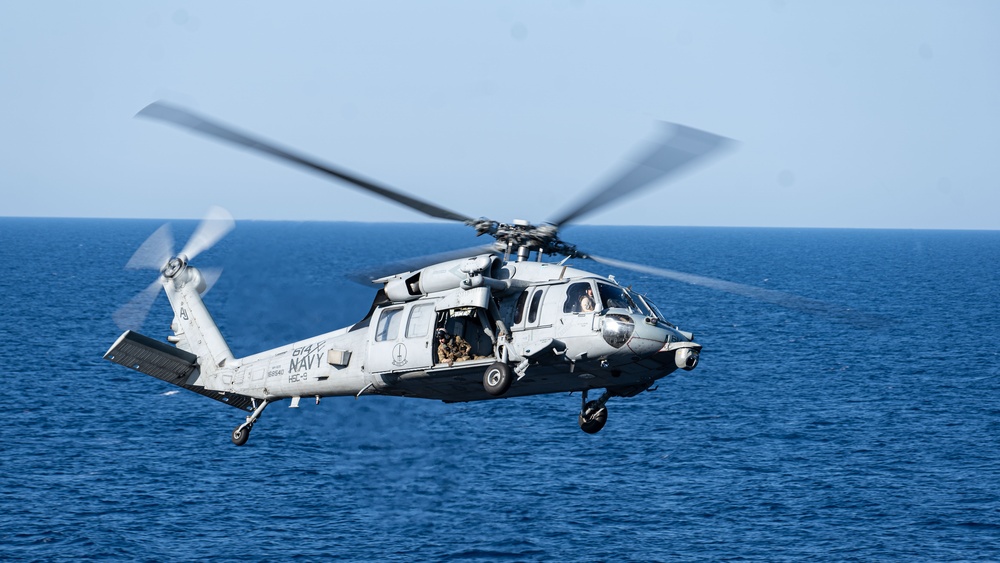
[597,283,638,312]
[563,281,596,313]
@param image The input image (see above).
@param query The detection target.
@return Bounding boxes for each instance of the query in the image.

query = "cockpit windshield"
[596,283,640,313]
[630,292,653,317]
[636,294,674,326]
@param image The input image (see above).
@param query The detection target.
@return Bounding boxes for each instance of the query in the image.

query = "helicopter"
[103,101,771,446]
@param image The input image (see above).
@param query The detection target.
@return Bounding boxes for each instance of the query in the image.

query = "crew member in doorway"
[436,328,472,366]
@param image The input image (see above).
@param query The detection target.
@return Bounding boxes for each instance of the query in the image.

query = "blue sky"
[2,1,998,229]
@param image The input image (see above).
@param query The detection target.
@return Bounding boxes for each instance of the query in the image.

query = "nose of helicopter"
[624,315,702,371]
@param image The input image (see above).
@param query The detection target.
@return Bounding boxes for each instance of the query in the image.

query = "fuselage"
[207,258,700,404]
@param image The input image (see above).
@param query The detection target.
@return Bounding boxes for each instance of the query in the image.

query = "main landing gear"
[578,389,611,434]
[231,399,270,446]
[483,362,513,396]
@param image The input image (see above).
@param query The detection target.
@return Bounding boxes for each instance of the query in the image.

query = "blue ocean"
[2,218,999,561]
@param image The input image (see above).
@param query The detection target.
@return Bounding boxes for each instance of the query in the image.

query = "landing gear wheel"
[578,401,608,434]
[483,362,513,396]
[231,424,251,446]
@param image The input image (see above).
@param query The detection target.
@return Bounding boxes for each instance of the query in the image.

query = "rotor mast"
[477,219,579,263]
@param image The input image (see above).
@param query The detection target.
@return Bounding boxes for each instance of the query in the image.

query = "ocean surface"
[1,218,999,561]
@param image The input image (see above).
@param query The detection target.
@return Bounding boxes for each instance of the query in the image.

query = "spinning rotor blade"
[198,267,224,296]
[117,208,233,331]
[587,253,870,322]
[137,101,474,223]
[179,206,234,261]
[113,277,163,331]
[125,224,174,270]
[548,123,731,228]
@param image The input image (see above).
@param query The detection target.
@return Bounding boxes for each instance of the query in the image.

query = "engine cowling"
[382,255,503,302]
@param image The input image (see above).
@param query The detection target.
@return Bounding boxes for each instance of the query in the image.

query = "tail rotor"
[114,207,234,331]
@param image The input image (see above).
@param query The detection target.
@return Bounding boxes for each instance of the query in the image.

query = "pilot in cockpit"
[564,282,597,314]
[578,286,596,312]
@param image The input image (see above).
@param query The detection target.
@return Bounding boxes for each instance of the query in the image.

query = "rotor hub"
[162,256,187,278]
[482,220,581,259]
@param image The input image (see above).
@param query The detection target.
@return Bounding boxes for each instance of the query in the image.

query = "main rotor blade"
[180,206,234,261]
[113,277,163,331]
[548,123,732,228]
[137,101,474,223]
[125,223,174,271]
[587,253,881,325]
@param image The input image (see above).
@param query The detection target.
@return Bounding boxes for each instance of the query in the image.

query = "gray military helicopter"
[104,101,772,446]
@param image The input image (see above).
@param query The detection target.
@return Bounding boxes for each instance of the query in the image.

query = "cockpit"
[596,283,638,312]
[559,279,677,327]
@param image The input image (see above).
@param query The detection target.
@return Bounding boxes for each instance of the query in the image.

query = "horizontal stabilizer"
[104,330,256,411]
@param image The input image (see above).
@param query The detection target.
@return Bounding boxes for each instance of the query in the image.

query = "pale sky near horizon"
[2,1,998,230]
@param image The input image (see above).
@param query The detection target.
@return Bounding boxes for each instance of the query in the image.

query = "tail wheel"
[483,362,513,396]
[578,401,608,434]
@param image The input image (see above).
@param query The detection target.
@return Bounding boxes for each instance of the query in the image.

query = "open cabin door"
[367,302,437,373]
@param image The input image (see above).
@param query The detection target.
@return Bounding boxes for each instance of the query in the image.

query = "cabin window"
[406,303,435,338]
[597,283,638,312]
[563,281,596,313]
[375,308,403,342]
[527,290,543,323]
[513,290,529,324]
